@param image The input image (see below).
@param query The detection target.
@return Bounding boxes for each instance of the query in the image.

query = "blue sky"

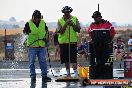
[0,0,132,24]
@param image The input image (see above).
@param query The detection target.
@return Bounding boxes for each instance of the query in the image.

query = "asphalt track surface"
[0,60,131,88]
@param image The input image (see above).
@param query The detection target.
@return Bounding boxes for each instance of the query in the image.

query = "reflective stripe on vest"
[58,16,78,44]
[27,19,46,47]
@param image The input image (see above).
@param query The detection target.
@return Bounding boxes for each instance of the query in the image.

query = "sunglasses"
[93,16,100,18]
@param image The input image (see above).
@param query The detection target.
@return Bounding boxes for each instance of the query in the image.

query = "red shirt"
[87,20,116,40]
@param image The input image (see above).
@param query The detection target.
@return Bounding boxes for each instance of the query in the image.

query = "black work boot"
[31,77,36,82]
[42,76,51,82]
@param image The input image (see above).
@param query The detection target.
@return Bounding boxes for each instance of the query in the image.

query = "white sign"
[7,43,12,46]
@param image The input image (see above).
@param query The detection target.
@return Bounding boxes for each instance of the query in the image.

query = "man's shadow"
[41,82,47,88]
[30,81,47,88]
[30,81,36,88]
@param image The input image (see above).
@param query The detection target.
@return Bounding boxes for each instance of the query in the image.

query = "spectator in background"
[128,35,132,51]
[113,37,125,60]
[124,48,132,59]
[77,37,89,60]
[53,30,60,61]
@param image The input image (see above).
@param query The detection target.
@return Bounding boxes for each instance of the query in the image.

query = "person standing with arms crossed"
[57,6,81,77]
[23,10,51,82]
[87,11,116,79]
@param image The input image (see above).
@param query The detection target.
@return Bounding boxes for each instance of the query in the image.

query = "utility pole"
[3,29,15,60]
[4,29,7,60]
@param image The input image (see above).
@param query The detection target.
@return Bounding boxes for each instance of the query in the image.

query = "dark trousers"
[89,42,113,79]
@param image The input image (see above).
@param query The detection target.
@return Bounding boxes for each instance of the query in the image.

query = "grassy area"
[0,28,132,61]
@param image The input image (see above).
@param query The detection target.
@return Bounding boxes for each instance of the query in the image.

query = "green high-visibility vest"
[58,16,78,44]
[27,19,46,47]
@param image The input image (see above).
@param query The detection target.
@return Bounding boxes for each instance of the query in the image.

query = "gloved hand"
[66,19,73,26]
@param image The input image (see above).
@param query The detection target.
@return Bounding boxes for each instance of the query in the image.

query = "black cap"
[32,10,41,19]
[61,6,73,13]
[92,11,102,18]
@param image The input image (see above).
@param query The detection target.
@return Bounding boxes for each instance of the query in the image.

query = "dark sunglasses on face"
[93,16,100,19]
[34,17,41,20]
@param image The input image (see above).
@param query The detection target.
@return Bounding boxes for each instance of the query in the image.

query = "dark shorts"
[59,43,77,64]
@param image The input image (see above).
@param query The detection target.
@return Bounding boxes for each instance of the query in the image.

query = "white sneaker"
[74,71,78,78]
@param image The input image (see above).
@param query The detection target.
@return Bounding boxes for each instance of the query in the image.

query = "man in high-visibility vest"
[23,10,51,82]
[57,6,81,77]
[87,11,116,79]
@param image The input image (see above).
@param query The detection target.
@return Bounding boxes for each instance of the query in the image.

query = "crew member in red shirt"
[87,11,116,79]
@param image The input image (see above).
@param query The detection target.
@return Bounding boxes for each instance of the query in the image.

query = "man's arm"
[110,27,116,40]
[71,18,81,33]
[86,24,93,41]
[45,23,49,40]
[57,21,67,34]
[109,22,116,41]
[23,22,31,35]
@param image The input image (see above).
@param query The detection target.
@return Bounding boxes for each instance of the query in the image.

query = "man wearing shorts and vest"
[57,6,81,77]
